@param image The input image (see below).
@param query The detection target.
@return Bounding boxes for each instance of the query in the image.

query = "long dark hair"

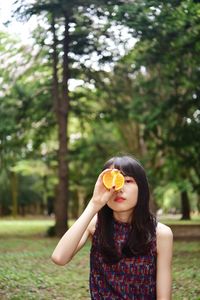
[98,155,157,263]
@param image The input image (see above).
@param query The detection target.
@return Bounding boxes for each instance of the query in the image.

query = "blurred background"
[0,0,200,299]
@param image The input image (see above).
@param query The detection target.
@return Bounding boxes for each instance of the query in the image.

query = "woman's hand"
[90,168,117,212]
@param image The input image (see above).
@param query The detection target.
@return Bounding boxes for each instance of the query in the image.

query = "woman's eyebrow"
[118,170,125,176]
[124,175,136,181]
[119,171,133,178]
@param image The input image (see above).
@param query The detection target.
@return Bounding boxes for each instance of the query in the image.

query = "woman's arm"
[156,223,173,300]
[51,203,96,265]
[51,169,117,266]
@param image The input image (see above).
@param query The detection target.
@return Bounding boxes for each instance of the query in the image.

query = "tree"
[14,0,129,235]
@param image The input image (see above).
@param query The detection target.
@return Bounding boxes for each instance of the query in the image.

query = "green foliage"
[0,174,44,214]
[155,182,198,213]
[1,0,200,217]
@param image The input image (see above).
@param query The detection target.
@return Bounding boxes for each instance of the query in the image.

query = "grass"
[0,238,90,300]
[173,242,200,300]
[0,219,54,237]
[158,214,200,225]
[0,219,199,300]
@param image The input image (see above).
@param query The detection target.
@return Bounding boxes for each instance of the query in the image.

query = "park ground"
[0,217,199,300]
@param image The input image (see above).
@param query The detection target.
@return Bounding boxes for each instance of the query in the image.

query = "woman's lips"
[114,197,125,203]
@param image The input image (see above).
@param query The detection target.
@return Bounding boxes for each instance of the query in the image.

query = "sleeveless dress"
[90,219,157,300]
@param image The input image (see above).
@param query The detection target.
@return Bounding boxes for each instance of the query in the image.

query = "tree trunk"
[180,190,191,220]
[11,171,18,217]
[78,187,85,217]
[52,13,70,237]
[197,194,200,213]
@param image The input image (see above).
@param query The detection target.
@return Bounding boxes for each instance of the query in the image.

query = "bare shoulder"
[156,222,173,254]
[156,222,173,237]
[87,214,97,236]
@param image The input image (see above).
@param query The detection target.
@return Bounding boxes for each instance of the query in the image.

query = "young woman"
[52,155,173,300]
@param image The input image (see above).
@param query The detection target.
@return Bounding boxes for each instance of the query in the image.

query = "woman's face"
[107,174,138,214]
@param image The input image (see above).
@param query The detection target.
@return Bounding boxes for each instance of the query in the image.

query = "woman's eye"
[125,179,132,183]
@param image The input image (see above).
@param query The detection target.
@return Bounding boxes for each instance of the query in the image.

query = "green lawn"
[0,219,199,300]
[158,214,200,225]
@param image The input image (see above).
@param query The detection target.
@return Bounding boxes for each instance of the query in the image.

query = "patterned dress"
[90,219,157,300]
